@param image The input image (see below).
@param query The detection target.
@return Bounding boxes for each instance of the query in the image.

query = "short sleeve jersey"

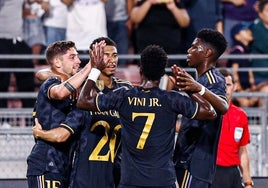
[95,86,200,186]
[27,77,84,179]
[217,103,250,166]
[174,67,227,183]
[70,78,132,188]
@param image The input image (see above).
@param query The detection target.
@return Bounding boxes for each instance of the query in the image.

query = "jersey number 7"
[132,112,155,150]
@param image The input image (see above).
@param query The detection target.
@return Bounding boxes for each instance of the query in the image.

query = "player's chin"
[107,68,116,74]
[107,71,115,77]
[186,59,191,66]
[73,68,80,73]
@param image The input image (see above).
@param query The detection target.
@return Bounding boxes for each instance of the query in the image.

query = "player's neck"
[197,63,214,77]
[99,74,114,88]
[141,79,159,89]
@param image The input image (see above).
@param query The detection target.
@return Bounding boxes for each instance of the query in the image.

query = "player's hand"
[32,118,43,139]
[89,40,106,71]
[171,64,201,93]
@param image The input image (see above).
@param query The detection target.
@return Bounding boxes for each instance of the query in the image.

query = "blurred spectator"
[63,0,108,67]
[221,0,258,49]
[43,0,68,47]
[130,0,190,67]
[105,0,135,66]
[23,0,49,66]
[122,64,141,85]
[0,0,35,109]
[181,0,223,54]
[227,23,258,107]
[249,0,268,106]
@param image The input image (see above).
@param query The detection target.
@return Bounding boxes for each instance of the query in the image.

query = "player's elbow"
[77,100,97,111]
[77,95,97,111]
[218,101,229,115]
[196,108,217,120]
[53,132,69,143]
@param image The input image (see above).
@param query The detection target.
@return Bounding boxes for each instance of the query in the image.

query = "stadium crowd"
[1,0,268,112]
[0,1,265,114]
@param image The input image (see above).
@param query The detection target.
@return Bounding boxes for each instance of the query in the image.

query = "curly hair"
[140,45,168,81]
[197,28,227,60]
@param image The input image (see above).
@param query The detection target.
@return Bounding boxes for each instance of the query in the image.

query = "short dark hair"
[46,41,76,65]
[89,37,117,50]
[140,45,167,81]
[197,28,227,60]
[219,68,235,84]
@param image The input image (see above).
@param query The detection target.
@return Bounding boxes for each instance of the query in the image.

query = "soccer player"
[77,42,217,187]
[173,28,229,188]
[69,37,132,188]
[27,40,92,188]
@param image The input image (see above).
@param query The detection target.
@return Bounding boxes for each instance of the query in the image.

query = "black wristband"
[64,81,76,93]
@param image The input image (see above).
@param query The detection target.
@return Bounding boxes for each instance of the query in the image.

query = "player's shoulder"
[199,68,225,93]
[39,77,61,93]
[113,77,133,88]
[203,68,224,83]
[43,77,61,86]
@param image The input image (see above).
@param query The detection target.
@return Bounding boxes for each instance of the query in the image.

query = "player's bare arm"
[77,41,106,111]
[49,61,92,100]
[33,118,71,143]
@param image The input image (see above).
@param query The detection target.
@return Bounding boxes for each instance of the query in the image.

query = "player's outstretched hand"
[89,40,106,71]
[171,64,202,93]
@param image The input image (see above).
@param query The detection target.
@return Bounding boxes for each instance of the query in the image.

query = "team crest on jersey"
[96,80,105,92]
[234,127,243,142]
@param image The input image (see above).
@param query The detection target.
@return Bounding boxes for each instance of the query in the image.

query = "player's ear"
[205,48,213,58]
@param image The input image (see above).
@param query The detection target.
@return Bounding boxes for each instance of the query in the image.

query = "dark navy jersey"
[95,86,200,187]
[27,77,84,179]
[174,67,227,183]
[70,77,132,188]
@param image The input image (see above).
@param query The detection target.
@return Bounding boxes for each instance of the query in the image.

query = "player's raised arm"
[77,40,106,111]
